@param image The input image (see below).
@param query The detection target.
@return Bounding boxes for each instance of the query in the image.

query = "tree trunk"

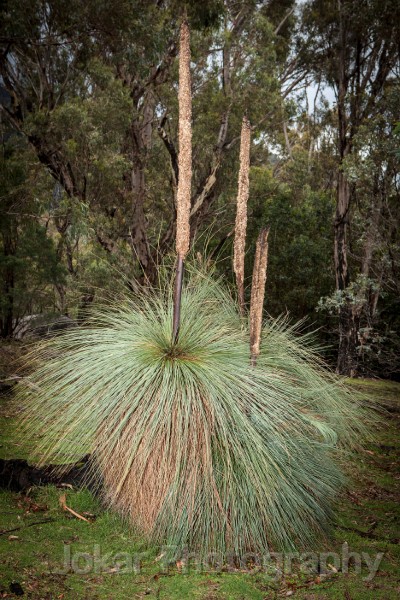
[336,303,359,377]
[128,91,155,275]
[335,167,359,375]
[0,456,90,491]
[130,159,150,272]
[334,171,350,292]
[1,233,16,339]
[335,0,357,376]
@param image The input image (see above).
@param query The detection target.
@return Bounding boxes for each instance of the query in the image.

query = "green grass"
[1,365,399,597]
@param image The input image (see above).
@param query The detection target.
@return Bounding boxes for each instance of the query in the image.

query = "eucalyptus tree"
[298,0,400,375]
[0,135,64,337]
[339,87,400,376]
[0,0,294,287]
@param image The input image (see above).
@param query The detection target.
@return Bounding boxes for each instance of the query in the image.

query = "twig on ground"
[0,518,55,535]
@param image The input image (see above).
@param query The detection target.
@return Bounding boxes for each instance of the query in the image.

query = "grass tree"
[16,21,370,559]
[17,270,368,556]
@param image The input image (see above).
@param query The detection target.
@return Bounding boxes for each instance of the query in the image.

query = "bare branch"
[274,6,295,36]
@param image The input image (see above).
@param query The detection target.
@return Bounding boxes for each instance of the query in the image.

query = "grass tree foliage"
[17,267,367,557]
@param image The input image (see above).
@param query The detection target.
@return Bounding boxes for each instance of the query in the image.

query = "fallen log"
[0,456,90,491]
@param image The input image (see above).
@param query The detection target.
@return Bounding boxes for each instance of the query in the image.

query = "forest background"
[1,0,399,378]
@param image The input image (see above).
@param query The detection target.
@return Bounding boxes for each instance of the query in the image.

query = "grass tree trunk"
[173,19,192,342]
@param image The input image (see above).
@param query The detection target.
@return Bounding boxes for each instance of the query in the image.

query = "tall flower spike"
[173,20,192,342]
[250,227,270,365]
[233,115,251,314]
[175,20,192,260]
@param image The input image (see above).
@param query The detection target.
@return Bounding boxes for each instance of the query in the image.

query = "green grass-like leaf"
[16,270,368,557]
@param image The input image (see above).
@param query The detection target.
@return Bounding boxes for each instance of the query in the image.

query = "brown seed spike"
[250,227,270,365]
[176,20,192,260]
[233,116,251,314]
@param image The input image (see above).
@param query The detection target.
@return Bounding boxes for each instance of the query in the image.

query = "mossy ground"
[0,345,399,599]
